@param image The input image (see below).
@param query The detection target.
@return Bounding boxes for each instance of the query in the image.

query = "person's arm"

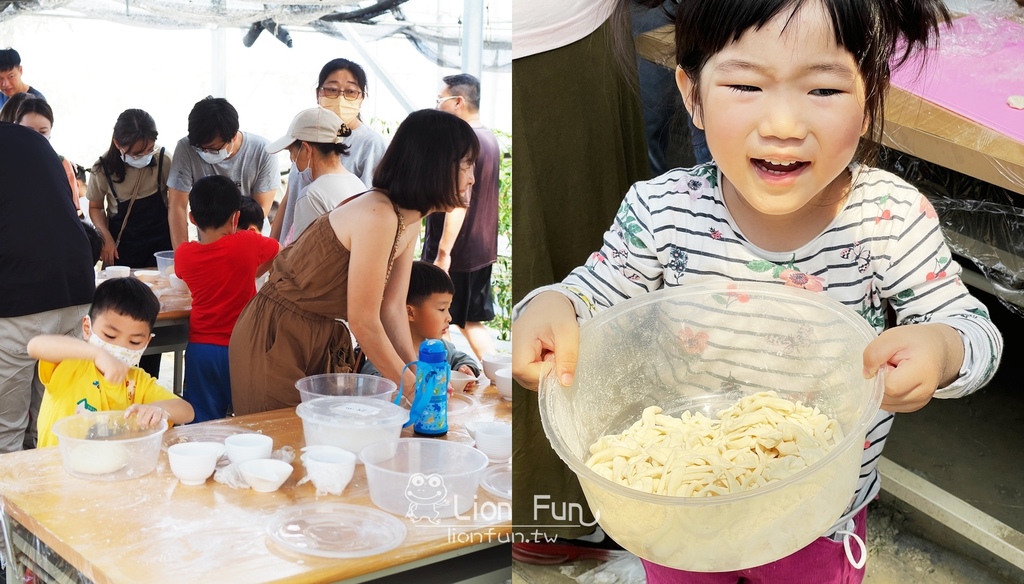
[126,399,195,428]
[269,191,288,241]
[252,190,276,223]
[339,204,417,401]
[27,335,129,385]
[380,232,418,373]
[861,191,1002,412]
[88,200,118,265]
[168,187,190,249]
[254,233,282,278]
[270,164,298,242]
[433,208,467,272]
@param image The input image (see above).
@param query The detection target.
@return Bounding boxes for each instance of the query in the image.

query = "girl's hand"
[100,235,118,266]
[94,350,129,385]
[862,323,965,413]
[511,291,580,390]
[125,404,168,429]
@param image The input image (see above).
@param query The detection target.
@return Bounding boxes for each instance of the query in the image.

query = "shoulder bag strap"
[114,170,146,250]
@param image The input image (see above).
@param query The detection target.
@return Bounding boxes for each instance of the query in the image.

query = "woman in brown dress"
[229,109,479,415]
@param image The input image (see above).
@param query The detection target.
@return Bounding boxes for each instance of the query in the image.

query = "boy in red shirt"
[175,176,280,422]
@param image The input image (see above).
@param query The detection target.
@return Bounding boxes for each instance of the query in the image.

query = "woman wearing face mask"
[86,109,171,380]
[270,58,388,244]
[270,107,367,245]
[13,97,83,217]
[86,109,172,271]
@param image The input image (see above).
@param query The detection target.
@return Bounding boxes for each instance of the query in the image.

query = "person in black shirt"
[0,122,95,451]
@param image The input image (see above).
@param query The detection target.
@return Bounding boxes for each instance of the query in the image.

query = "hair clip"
[338,124,353,139]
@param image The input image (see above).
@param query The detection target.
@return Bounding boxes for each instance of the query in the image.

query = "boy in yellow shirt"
[29,277,194,447]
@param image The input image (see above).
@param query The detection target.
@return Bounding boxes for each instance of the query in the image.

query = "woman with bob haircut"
[229,109,479,414]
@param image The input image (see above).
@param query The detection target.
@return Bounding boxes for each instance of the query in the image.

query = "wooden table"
[635,24,1024,196]
[0,386,512,583]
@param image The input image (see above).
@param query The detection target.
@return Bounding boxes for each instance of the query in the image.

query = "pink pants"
[642,506,868,584]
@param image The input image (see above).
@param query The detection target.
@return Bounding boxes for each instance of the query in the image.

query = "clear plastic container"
[296,396,408,458]
[154,250,174,275]
[539,281,884,571]
[360,438,489,518]
[295,373,397,404]
[51,410,168,481]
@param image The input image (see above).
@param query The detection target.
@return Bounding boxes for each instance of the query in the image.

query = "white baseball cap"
[266,107,346,153]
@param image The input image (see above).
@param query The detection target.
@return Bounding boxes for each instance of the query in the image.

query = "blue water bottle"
[410,339,450,437]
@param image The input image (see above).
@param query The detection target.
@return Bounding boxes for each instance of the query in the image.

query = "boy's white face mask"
[84,317,146,368]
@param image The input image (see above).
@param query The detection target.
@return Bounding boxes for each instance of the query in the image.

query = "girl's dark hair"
[666,0,949,164]
[14,97,53,125]
[97,109,159,183]
[407,260,456,306]
[372,109,479,215]
[90,277,161,330]
[0,91,38,123]
[318,58,369,95]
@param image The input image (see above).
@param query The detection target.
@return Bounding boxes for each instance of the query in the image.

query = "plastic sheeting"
[0,0,512,71]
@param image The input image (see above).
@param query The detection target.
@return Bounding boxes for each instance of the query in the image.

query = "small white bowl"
[494,368,513,401]
[482,353,512,382]
[225,433,273,464]
[239,458,293,492]
[449,370,477,393]
[105,266,130,279]
[300,445,357,495]
[467,421,512,462]
[167,442,225,486]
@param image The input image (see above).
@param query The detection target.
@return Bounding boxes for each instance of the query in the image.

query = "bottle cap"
[418,339,447,364]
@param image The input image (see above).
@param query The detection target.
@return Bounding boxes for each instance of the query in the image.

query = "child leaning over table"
[175,175,281,423]
[29,278,195,448]
[362,261,480,391]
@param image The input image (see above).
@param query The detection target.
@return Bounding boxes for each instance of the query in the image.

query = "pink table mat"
[890,15,1024,143]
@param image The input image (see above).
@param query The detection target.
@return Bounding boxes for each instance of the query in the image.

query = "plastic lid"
[480,464,512,500]
[418,338,448,363]
[267,502,407,558]
[296,396,408,427]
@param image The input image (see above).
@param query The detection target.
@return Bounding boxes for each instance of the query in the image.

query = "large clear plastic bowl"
[295,373,397,404]
[52,410,168,481]
[360,438,489,518]
[539,282,883,571]
[296,396,408,458]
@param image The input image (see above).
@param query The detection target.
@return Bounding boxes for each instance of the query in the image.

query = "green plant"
[491,130,512,341]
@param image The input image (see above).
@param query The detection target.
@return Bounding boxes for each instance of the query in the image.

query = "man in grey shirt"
[167,97,279,248]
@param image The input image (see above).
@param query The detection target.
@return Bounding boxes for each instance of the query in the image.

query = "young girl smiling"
[512,0,1003,581]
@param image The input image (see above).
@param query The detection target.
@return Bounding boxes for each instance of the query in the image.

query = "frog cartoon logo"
[405,472,448,523]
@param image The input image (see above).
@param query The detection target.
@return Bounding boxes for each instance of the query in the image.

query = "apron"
[104,150,172,269]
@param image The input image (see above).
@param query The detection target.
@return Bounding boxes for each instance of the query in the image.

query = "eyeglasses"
[319,87,363,101]
[120,145,159,158]
[193,139,232,155]
[436,95,460,106]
